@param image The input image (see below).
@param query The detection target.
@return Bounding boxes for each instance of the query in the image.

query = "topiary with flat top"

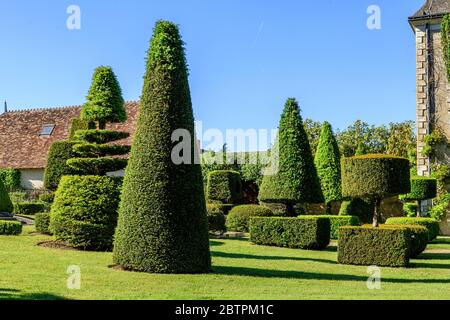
[400,176,437,217]
[113,21,211,273]
[258,98,323,216]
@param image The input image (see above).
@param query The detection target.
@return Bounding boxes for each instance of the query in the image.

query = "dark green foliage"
[67,157,128,176]
[206,204,226,232]
[38,192,55,203]
[403,202,419,217]
[339,198,374,224]
[73,143,131,157]
[0,179,13,213]
[442,14,450,82]
[8,191,26,204]
[258,98,323,215]
[226,205,273,232]
[341,154,411,199]
[314,122,342,206]
[113,21,211,273]
[35,212,51,235]
[50,175,122,251]
[0,169,21,192]
[206,170,242,204]
[14,202,47,215]
[0,220,22,235]
[44,141,79,190]
[385,217,440,241]
[308,215,360,240]
[73,130,130,144]
[69,118,96,140]
[249,216,330,250]
[81,66,126,128]
[338,226,410,267]
[401,177,437,201]
[377,224,428,258]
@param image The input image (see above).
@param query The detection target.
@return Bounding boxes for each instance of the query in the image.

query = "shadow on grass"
[0,288,65,300]
[430,238,450,245]
[420,253,450,260]
[209,240,225,247]
[213,266,450,284]
[211,251,337,265]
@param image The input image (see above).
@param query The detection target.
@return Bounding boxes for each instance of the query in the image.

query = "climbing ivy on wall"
[442,14,450,82]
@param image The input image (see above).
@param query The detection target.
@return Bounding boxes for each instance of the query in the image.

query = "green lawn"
[1,226,450,300]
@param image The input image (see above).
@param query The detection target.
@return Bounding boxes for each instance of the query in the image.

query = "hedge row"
[249,216,330,250]
[35,212,51,235]
[338,226,410,267]
[308,215,360,240]
[0,220,22,235]
[14,202,47,215]
[226,205,273,232]
[385,217,440,241]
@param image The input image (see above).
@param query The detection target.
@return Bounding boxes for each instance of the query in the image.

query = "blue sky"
[0,0,423,144]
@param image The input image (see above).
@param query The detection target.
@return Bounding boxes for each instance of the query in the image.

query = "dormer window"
[40,124,55,136]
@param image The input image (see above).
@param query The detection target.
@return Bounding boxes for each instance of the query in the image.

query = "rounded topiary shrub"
[341,154,410,226]
[35,212,51,234]
[226,205,273,232]
[339,198,374,224]
[207,170,242,204]
[50,175,122,251]
[206,204,226,233]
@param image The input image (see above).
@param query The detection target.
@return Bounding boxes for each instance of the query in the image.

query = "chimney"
[3,101,7,113]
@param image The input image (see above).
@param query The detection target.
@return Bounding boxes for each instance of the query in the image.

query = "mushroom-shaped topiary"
[341,154,410,227]
[400,176,437,217]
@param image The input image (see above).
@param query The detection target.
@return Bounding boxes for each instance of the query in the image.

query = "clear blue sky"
[0,0,423,138]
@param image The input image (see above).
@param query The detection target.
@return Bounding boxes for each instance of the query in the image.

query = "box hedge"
[0,220,22,235]
[249,216,330,250]
[309,215,360,240]
[206,204,226,232]
[14,202,47,215]
[206,170,242,204]
[385,217,440,241]
[35,212,51,235]
[338,226,410,267]
[226,204,273,232]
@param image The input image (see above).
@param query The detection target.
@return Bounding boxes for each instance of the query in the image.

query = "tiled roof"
[410,0,450,19]
[0,101,139,169]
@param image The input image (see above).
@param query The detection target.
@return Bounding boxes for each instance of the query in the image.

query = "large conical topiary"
[258,98,323,216]
[113,21,211,273]
[81,66,126,129]
[314,121,342,213]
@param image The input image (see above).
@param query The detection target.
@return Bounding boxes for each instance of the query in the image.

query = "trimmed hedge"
[338,226,410,267]
[39,192,55,203]
[0,220,22,235]
[73,143,131,157]
[0,179,13,213]
[50,175,122,251]
[35,212,51,234]
[73,130,129,144]
[309,215,360,240]
[69,118,96,140]
[339,198,374,224]
[249,216,330,250]
[0,169,21,192]
[206,204,226,232]
[341,154,411,199]
[226,205,273,232]
[44,141,79,190]
[206,170,242,204]
[14,202,47,215]
[385,217,440,241]
[66,157,128,176]
[401,176,437,201]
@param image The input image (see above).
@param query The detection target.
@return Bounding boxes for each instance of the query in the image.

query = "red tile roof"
[0,101,139,169]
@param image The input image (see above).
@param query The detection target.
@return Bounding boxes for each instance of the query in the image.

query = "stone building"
[410,0,450,175]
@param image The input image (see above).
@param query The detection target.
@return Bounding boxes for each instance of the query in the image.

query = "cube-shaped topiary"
[206,170,242,204]
[226,204,273,232]
[249,216,330,250]
[400,177,437,217]
[341,154,410,227]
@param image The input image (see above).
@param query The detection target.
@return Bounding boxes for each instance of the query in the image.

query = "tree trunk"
[326,202,332,214]
[417,200,422,218]
[372,198,381,227]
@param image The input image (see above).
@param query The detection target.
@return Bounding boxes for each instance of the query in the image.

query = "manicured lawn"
[1,226,450,300]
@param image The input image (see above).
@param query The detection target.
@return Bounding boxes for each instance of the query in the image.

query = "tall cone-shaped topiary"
[314,121,342,213]
[113,21,211,273]
[49,66,129,251]
[258,98,323,216]
[81,66,126,129]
